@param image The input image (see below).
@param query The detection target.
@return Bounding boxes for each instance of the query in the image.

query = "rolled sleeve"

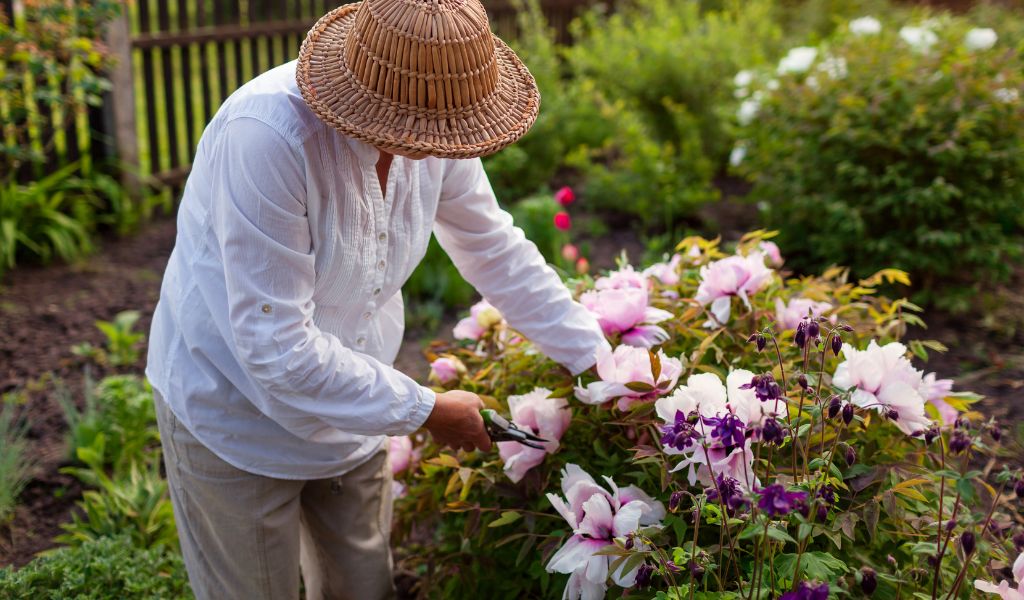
[208,117,435,437]
[433,158,609,375]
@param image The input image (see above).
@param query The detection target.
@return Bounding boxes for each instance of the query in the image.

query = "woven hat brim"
[296,3,540,160]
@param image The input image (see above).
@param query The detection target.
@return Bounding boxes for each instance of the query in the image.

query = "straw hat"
[296,0,541,159]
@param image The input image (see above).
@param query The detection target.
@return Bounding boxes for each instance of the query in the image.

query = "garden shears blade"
[480,409,548,450]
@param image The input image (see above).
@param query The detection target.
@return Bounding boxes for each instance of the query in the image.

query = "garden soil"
[2,207,1022,570]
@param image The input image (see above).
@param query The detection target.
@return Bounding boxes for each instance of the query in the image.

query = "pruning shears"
[480,409,548,450]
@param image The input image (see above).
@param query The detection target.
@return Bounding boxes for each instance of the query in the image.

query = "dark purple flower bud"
[1015,478,1024,499]
[706,474,748,515]
[817,484,836,505]
[945,519,956,532]
[988,520,1002,537]
[927,554,940,568]
[955,416,970,430]
[757,334,767,352]
[887,555,897,568]
[746,333,758,344]
[634,563,654,588]
[665,560,682,573]
[624,533,634,551]
[860,567,878,595]
[816,503,828,522]
[669,490,685,512]
[949,430,971,455]
[1013,531,1024,552]
[689,560,705,578]
[795,324,807,349]
[757,483,809,517]
[924,427,940,445]
[761,417,786,446]
[886,408,900,421]
[845,445,857,466]
[831,333,843,356]
[807,320,820,340]
[827,396,842,419]
[960,531,976,555]
[989,424,1002,442]
[842,402,854,425]
[841,324,854,332]
[798,374,809,390]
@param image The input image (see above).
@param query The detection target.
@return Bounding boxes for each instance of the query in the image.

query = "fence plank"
[105,9,139,182]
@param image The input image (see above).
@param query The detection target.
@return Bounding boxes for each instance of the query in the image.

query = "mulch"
[1,201,1022,570]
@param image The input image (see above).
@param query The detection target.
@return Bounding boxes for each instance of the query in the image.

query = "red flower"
[553,211,572,231]
[554,186,575,206]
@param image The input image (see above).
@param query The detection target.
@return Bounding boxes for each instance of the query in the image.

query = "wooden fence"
[108,0,594,195]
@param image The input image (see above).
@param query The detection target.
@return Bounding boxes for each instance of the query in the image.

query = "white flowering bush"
[392,233,1024,599]
[731,14,1024,310]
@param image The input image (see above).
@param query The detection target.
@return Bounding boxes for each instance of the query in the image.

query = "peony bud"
[860,567,878,595]
[575,257,589,274]
[553,211,572,231]
[960,531,975,555]
[554,186,575,206]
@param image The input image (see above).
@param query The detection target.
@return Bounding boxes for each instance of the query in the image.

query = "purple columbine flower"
[706,473,748,515]
[661,410,699,452]
[703,413,746,452]
[780,581,830,600]
[760,417,787,446]
[949,430,971,455]
[757,484,809,518]
[741,373,783,403]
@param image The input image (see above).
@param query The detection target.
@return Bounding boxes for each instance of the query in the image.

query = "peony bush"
[731,13,1024,310]
[392,232,1022,599]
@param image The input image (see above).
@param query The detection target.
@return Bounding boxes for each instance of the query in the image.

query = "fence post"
[105,7,139,192]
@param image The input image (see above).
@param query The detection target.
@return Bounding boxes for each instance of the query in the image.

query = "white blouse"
[146,61,608,479]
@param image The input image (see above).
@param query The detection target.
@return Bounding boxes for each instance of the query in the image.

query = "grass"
[0,393,34,524]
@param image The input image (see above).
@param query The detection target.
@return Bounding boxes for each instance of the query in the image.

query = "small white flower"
[737,99,760,126]
[805,75,820,90]
[765,79,780,91]
[777,46,818,74]
[849,16,881,36]
[994,88,1020,104]
[733,70,754,89]
[729,144,747,167]
[900,26,938,52]
[819,55,848,79]
[964,27,997,51]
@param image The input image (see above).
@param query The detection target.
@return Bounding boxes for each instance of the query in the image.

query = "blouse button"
[356,337,366,346]
[378,232,387,242]
[261,304,272,314]
[377,260,386,271]
[362,312,372,320]
[372,288,381,296]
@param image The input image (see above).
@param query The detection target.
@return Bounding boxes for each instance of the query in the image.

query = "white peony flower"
[964,27,997,50]
[729,144,747,167]
[737,99,760,126]
[900,26,938,52]
[849,16,882,36]
[777,46,818,75]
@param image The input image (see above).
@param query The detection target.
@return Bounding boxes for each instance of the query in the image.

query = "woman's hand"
[424,390,492,452]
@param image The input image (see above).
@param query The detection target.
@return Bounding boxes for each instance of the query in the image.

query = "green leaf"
[775,551,849,581]
[487,511,522,528]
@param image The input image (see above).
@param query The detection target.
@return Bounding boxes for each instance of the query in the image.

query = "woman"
[147,1,607,598]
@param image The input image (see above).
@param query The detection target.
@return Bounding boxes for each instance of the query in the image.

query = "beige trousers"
[155,395,396,600]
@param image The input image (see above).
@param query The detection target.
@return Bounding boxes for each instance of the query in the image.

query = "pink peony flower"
[975,551,1024,599]
[643,254,683,286]
[695,252,773,326]
[579,285,673,349]
[594,265,647,291]
[554,211,572,231]
[498,388,571,483]
[759,241,783,266]
[555,186,576,206]
[428,356,465,385]
[388,435,414,475]
[575,345,683,411]
[545,464,665,599]
[562,243,579,261]
[453,300,504,341]
[832,341,931,435]
[774,297,833,331]
[675,440,759,492]
[919,372,957,426]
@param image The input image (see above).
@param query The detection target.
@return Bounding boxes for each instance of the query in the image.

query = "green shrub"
[56,374,159,474]
[0,394,34,524]
[735,14,1024,309]
[0,534,192,599]
[565,0,783,167]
